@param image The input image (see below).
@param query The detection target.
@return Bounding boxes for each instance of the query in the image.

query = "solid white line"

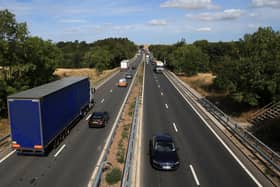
[161,92,163,96]
[165,104,168,109]
[54,144,66,158]
[172,122,178,132]
[190,165,200,186]
[101,98,105,103]
[0,150,16,164]
[86,114,92,121]
[165,72,263,187]
[88,61,139,187]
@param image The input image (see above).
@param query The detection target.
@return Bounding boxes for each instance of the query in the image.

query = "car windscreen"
[155,141,175,152]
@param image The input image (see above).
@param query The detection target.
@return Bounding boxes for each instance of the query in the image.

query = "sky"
[0,0,280,44]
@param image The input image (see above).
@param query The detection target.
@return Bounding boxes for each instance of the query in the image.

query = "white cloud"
[160,0,219,10]
[196,27,212,31]
[148,19,168,26]
[59,19,88,23]
[252,0,280,8]
[187,9,243,21]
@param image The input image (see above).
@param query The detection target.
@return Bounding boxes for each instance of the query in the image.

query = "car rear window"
[155,141,175,152]
[91,113,103,119]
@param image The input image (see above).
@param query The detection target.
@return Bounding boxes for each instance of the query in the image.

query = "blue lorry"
[8,76,94,154]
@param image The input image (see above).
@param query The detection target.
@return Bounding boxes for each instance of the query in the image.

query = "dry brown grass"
[0,119,9,138]
[178,73,257,123]
[100,63,143,187]
[53,67,119,86]
[178,73,220,97]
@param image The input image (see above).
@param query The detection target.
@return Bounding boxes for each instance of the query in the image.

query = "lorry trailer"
[8,76,94,154]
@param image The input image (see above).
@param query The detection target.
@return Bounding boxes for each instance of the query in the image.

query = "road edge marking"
[164,72,263,187]
[0,150,16,164]
[87,57,140,187]
[54,144,66,158]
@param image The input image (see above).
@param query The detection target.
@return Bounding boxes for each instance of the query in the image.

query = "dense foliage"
[150,27,280,106]
[57,38,137,72]
[0,9,62,117]
[0,10,137,117]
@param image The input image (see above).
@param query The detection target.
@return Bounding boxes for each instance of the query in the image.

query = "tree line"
[150,27,280,107]
[0,9,137,117]
[56,37,136,71]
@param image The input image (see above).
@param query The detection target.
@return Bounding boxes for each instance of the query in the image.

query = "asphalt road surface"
[0,55,142,187]
[141,62,274,187]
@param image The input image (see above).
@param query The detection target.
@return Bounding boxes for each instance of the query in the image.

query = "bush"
[105,167,122,185]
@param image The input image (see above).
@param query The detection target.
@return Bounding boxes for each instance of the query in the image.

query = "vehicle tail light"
[12,143,20,149]
[34,145,43,149]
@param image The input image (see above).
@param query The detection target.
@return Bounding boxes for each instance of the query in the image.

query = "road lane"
[0,55,142,187]
[141,63,273,187]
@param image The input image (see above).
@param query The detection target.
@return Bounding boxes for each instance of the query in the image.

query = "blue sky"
[1,0,279,44]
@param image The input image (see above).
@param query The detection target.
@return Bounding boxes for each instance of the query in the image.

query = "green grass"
[116,139,125,163]
[105,167,122,185]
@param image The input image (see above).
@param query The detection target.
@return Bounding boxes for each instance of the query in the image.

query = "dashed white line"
[161,92,163,96]
[158,85,160,88]
[190,165,200,186]
[165,104,168,109]
[172,122,178,132]
[110,89,113,93]
[101,98,105,103]
[0,150,16,164]
[54,144,66,158]
[166,72,263,187]
[86,114,92,121]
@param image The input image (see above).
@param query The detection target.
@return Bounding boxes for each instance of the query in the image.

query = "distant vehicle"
[150,134,180,170]
[131,64,136,70]
[88,112,109,128]
[154,60,164,73]
[8,77,94,154]
[120,60,129,71]
[125,72,133,79]
[118,78,128,87]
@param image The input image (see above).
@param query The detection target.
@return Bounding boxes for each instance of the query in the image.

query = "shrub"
[105,167,122,185]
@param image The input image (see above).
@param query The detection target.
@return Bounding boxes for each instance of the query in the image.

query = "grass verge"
[100,62,144,186]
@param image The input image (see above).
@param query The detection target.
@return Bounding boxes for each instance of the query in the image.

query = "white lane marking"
[172,122,178,132]
[110,89,113,93]
[161,92,163,96]
[0,150,16,164]
[165,104,168,109]
[101,98,105,103]
[190,165,200,186]
[158,85,160,88]
[54,144,66,158]
[86,114,92,121]
[88,62,139,187]
[165,72,263,187]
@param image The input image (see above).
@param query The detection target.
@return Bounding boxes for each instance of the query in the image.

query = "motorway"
[141,62,275,187]
[0,55,142,187]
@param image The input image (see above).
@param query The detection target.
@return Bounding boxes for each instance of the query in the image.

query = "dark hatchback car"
[125,72,133,79]
[150,134,180,170]
[88,112,109,128]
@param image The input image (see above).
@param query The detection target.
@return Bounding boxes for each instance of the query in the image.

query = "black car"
[88,112,109,128]
[125,72,133,79]
[150,134,180,170]
[131,65,136,70]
